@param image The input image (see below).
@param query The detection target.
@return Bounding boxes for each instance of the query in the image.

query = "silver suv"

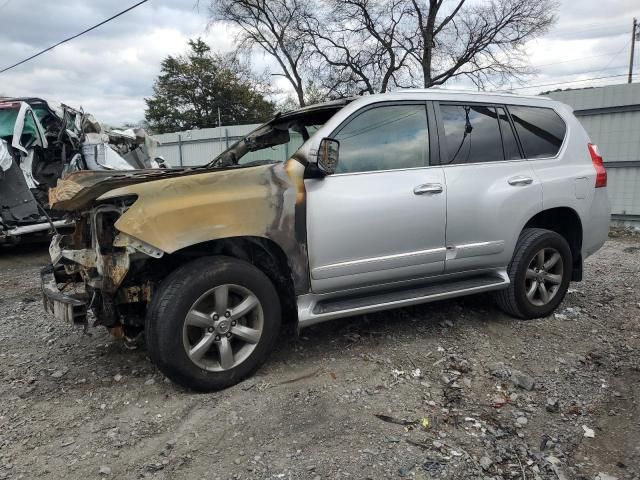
[42,90,610,391]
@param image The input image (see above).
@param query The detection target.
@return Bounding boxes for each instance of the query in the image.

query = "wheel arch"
[158,236,299,324]
[523,207,583,281]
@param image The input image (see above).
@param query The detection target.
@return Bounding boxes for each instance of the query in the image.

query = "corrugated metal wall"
[607,167,640,218]
[153,124,304,167]
[154,125,261,167]
[578,111,640,163]
[546,84,640,221]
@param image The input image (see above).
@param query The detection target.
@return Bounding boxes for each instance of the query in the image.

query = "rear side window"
[507,106,566,158]
[440,104,504,164]
[497,107,521,161]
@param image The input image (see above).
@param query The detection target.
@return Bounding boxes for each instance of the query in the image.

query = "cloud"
[0,0,235,125]
[0,0,637,124]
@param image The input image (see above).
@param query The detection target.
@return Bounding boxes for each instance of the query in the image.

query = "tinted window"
[497,107,522,160]
[507,106,566,158]
[440,104,503,164]
[335,104,428,174]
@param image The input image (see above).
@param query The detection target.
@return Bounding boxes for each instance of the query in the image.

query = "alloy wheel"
[182,284,264,371]
[524,247,564,307]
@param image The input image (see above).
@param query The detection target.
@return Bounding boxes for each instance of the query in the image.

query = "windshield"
[238,125,322,165]
[0,108,19,139]
[210,103,348,168]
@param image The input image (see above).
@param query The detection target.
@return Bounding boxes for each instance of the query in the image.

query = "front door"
[435,102,543,273]
[305,103,447,294]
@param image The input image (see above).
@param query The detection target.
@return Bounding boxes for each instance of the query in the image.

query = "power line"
[0,0,12,11]
[547,22,628,39]
[592,39,632,76]
[532,51,625,68]
[505,73,636,92]
[0,0,149,75]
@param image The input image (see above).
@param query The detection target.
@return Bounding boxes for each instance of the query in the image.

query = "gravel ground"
[0,236,639,480]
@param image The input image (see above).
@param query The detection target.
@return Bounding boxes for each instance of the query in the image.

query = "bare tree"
[210,0,557,104]
[210,0,312,106]
[406,0,557,89]
[303,0,416,96]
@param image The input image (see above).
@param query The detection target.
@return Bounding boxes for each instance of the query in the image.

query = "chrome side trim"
[311,247,447,280]
[297,269,509,329]
[445,241,505,260]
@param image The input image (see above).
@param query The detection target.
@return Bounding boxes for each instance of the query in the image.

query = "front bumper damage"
[41,266,88,326]
[43,203,163,332]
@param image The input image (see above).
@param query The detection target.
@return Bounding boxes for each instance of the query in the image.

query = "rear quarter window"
[507,105,566,158]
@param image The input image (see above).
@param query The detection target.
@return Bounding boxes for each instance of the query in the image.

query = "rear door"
[435,102,543,273]
[305,102,447,294]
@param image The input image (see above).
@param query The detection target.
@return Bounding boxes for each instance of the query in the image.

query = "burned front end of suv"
[43,193,165,339]
[41,162,309,345]
[41,101,346,346]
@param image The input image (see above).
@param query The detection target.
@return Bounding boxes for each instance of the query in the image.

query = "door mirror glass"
[318,137,340,175]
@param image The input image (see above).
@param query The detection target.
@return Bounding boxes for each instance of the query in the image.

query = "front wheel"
[146,256,281,392]
[495,228,572,319]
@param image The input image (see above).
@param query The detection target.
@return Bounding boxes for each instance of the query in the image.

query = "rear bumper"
[41,266,89,326]
[582,188,611,259]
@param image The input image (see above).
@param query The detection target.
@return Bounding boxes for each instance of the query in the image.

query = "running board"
[297,271,509,329]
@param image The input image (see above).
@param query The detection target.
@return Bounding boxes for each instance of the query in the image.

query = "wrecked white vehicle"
[0,98,164,245]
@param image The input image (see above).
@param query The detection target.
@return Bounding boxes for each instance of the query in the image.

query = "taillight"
[588,143,607,188]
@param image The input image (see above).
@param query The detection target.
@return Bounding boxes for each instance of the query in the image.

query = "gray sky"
[0,0,637,125]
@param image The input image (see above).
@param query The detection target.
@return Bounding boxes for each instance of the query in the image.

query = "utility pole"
[630,17,638,84]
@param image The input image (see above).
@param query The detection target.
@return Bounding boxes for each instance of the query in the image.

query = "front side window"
[334,104,429,174]
[440,104,504,165]
[507,105,566,158]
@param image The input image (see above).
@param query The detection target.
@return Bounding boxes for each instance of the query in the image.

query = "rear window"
[440,104,504,164]
[507,106,566,158]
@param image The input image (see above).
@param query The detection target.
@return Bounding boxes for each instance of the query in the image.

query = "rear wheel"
[146,256,281,392]
[495,228,572,319]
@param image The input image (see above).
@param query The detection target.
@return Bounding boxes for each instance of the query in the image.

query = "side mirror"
[317,138,340,175]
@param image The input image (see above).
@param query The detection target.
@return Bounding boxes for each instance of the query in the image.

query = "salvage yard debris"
[0,97,164,244]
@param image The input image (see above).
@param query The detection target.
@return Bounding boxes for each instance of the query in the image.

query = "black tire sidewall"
[513,232,572,318]
[146,256,281,392]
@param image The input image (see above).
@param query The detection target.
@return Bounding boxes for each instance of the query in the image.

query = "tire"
[494,228,572,319]
[145,256,281,392]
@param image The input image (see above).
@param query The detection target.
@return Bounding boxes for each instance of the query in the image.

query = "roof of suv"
[342,89,563,111]
[397,88,548,101]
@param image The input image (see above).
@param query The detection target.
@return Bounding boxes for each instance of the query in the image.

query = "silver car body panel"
[306,166,447,293]
[441,159,543,273]
[296,90,610,319]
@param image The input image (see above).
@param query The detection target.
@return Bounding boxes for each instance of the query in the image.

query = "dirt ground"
[0,236,639,480]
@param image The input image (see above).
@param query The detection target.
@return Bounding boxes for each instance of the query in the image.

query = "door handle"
[414,183,443,195]
[508,176,533,186]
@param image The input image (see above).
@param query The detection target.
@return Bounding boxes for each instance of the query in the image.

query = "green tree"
[145,39,275,134]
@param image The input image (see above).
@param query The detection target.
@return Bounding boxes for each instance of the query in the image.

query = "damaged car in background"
[0,97,165,245]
